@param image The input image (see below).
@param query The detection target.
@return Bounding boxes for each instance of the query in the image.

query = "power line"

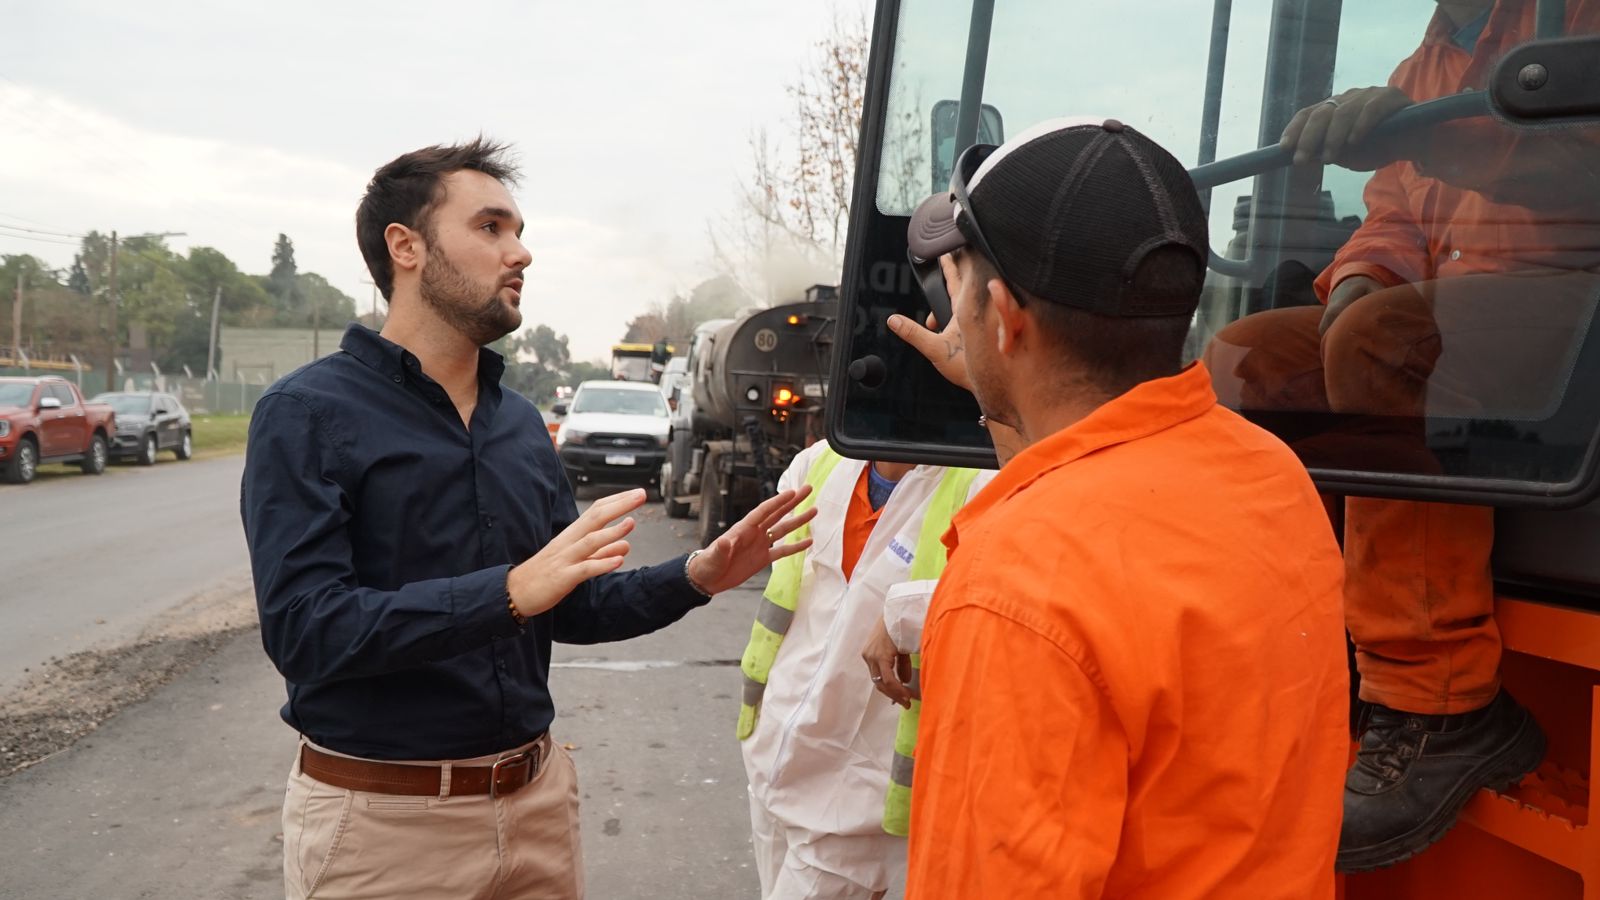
[0,222,85,240]
[0,210,76,232]
[0,229,80,248]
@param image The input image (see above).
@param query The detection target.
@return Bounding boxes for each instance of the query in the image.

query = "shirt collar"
[946,362,1219,551]
[339,323,508,387]
[1423,1,1519,49]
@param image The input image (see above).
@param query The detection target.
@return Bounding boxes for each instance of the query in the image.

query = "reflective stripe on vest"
[736,446,844,740]
[882,466,980,837]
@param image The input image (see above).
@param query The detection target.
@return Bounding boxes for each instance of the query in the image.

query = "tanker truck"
[661,286,837,546]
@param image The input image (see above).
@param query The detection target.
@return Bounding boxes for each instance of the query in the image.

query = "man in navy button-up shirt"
[242,139,814,900]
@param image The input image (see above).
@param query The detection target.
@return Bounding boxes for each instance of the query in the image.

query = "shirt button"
[392,374,403,383]
[1449,249,1462,261]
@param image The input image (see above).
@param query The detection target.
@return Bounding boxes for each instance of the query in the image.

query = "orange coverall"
[906,364,1348,900]
[1207,0,1600,715]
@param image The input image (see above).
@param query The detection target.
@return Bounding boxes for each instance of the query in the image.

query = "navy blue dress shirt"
[240,324,708,760]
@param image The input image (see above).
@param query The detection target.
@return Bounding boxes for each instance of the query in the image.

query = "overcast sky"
[0,1,859,361]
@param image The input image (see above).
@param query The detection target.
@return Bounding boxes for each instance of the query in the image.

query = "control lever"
[848,355,888,389]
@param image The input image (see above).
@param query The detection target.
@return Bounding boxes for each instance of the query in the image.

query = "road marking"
[551,658,739,671]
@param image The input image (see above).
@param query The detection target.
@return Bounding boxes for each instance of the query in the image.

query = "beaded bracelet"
[685,550,714,598]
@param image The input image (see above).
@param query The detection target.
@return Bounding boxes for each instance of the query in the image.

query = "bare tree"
[708,6,869,305]
[785,8,868,259]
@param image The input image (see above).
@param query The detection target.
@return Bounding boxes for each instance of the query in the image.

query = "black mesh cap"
[908,117,1209,317]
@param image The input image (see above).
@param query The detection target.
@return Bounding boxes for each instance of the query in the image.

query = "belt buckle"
[489,744,540,799]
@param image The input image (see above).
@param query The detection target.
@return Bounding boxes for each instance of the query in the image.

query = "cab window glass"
[846,0,1600,498]
[876,0,1274,258]
[1201,2,1600,494]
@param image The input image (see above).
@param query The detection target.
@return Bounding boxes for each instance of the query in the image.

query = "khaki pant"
[282,736,583,900]
[1205,270,1600,714]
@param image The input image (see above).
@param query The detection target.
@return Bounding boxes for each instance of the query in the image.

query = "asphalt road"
[0,476,777,899]
[0,455,252,691]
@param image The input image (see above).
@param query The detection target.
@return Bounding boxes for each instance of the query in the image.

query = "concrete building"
[218,326,348,385]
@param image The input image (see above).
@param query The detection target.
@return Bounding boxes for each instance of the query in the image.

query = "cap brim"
[907,192,967,263]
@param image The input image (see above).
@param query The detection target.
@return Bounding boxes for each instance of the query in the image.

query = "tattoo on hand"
[946,336,964,362]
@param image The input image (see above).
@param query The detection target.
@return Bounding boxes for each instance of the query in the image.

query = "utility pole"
[11,272,21,360]
[312,288,320,358]
[206,283,222,379]
[104,230,119,389]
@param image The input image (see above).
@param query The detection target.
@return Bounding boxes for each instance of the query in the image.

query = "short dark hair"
[968,245,1196,396]
[356,137,520,300]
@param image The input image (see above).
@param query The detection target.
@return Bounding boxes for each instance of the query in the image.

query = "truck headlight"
[557,429,588,447]
[0,420,9,438]
[657,433,669,448]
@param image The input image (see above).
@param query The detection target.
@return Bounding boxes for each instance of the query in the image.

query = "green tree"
[528,324,571,371]
[269,234,298,297]
[67,256,92,295]
[77,231,112,299]
[297,272,358,328]
[117,236,188,358]
[261,233,307,327]
[567,360,611,385]
[165,246,273,372]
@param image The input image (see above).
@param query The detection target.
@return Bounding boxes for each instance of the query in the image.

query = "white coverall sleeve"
[884,579,938,654]
[881,470,996,654]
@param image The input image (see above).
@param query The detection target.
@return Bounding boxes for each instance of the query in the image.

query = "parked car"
[0,376,116,484]
[92,391,194,466]
[553,380,670,493]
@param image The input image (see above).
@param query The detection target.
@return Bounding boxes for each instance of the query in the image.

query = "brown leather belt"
[299,735,547,798]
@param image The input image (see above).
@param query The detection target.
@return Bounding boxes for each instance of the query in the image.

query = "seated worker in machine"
[1206,0,1600,871]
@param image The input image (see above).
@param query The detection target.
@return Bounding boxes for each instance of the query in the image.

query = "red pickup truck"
[0,376,116,484]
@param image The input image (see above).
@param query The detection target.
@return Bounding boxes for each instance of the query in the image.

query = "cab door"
[833,2,1600,896]
[50,384,88,455]
[831,0,1600,508]
[36,384,74,456]
[155,395,181,449]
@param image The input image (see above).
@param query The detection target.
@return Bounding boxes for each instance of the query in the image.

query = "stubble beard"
[418,245,522,346]
[968,353,1019,433]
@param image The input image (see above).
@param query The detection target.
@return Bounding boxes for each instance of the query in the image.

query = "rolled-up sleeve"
[242,392,520,684]
[884,580,938,653]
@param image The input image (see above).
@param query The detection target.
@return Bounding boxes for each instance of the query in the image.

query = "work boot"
[1336,689,1546,872]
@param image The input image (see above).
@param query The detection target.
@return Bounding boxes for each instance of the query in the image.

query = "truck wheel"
[137,433,158,466]
[696,452,728,547]
[662,461,690,519]
[4,437,38,484]
[175,430,193,461]
[81,434,108,475]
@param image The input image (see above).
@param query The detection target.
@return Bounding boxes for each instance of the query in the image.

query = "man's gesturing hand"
[507,488,648,619]
[685,485,818,596]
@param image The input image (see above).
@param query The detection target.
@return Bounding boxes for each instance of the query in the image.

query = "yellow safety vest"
[734,449,978,836]
[881,467,978,837]
[736,446,844,740]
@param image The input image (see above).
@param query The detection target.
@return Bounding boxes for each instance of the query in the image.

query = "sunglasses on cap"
[907,142,1026,330]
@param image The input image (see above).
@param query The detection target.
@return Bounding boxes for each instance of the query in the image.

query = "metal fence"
[0,365,269,415]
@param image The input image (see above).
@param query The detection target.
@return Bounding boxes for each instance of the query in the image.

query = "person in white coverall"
[738,439,991,900]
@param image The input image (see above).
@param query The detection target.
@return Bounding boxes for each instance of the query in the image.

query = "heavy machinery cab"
[830,1,1600,895]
